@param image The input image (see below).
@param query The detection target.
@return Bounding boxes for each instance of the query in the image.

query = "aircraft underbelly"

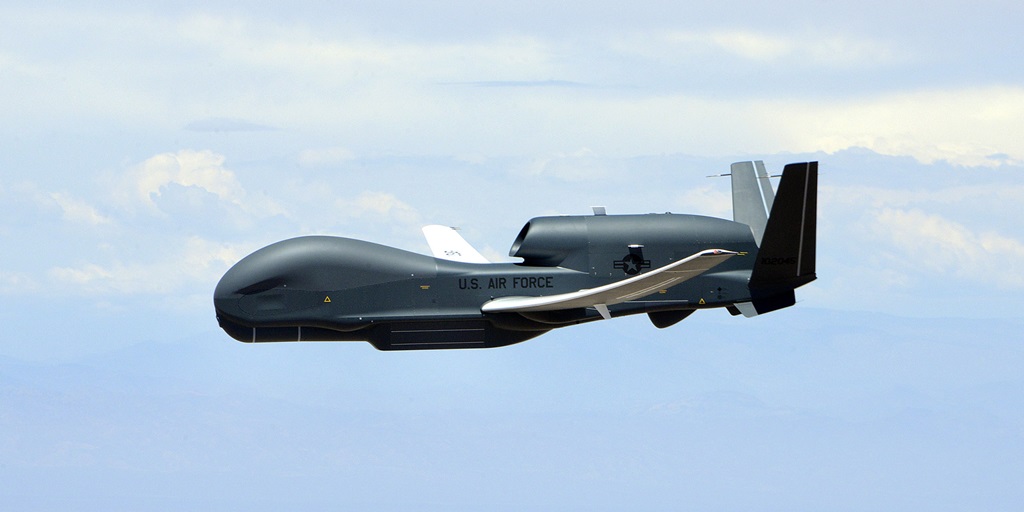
[369,319,546,351]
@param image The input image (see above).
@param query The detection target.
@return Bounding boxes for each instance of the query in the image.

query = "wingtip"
[700,248,738,256]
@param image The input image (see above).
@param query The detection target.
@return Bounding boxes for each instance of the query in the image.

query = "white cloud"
[786,86,1024,166]
[49,236,247,296]
[1,8,1020,165]
[184,117,276,132]
[831,183,1024,210]
[25,148,302,301]
[49,263,114,288]
[515,148,620,182]
[629,29,903,69]
[673,184,731,219]
[707,31,794,61]
[340,85,1024,165]
[298,147,356,167]
[0,271,38,294]
[336,191,420,225]
[49,192,111,226]
[119,149,285,219]
[176,14,559,88]
[872,208,1024,288]
[132,150,241,207]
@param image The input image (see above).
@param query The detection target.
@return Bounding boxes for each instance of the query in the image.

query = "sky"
[1,1,1023,510]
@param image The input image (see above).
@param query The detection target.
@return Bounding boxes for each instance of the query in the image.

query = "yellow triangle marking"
[698,298,706,305]
[323,296,332,303]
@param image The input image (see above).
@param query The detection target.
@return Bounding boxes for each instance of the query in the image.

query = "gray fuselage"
[214,213,760,350]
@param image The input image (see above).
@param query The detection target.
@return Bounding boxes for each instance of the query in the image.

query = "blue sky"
[1,2,1022,510]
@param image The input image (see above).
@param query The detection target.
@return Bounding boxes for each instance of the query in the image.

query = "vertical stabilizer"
[730,161,770,245]
[755,160,775,212]
[749,161,817,295]
[422,225,491,263]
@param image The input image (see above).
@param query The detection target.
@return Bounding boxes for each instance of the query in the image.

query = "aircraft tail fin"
[730,161,774,245]
[744,161,818,314]
[755,160,775,212]
[422,225,490,263]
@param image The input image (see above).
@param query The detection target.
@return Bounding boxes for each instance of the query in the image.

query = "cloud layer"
[2,5,1023,164]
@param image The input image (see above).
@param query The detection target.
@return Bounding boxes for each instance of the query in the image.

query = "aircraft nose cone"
[214,236,330,325]
[214,238,300,305]
[214,257,265,302]
[213,261,251,324]
[213,236,347,343]
[214,248,289,342]
[214,244,283,320]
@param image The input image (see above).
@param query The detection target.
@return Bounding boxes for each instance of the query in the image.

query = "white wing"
[481,249,736,318]
[422,225,490,263]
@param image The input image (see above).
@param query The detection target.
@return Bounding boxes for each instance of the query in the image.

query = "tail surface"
[729,160,783,246]
[740,161,818,315]
[730,161,770,245]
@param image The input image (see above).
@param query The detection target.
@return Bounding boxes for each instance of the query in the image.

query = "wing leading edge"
[481,249,736,319]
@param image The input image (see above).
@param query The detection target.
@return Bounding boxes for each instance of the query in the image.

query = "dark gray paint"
[214,162,818,350]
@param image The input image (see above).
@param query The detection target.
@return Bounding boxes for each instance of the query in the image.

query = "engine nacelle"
[509,213,757,275]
